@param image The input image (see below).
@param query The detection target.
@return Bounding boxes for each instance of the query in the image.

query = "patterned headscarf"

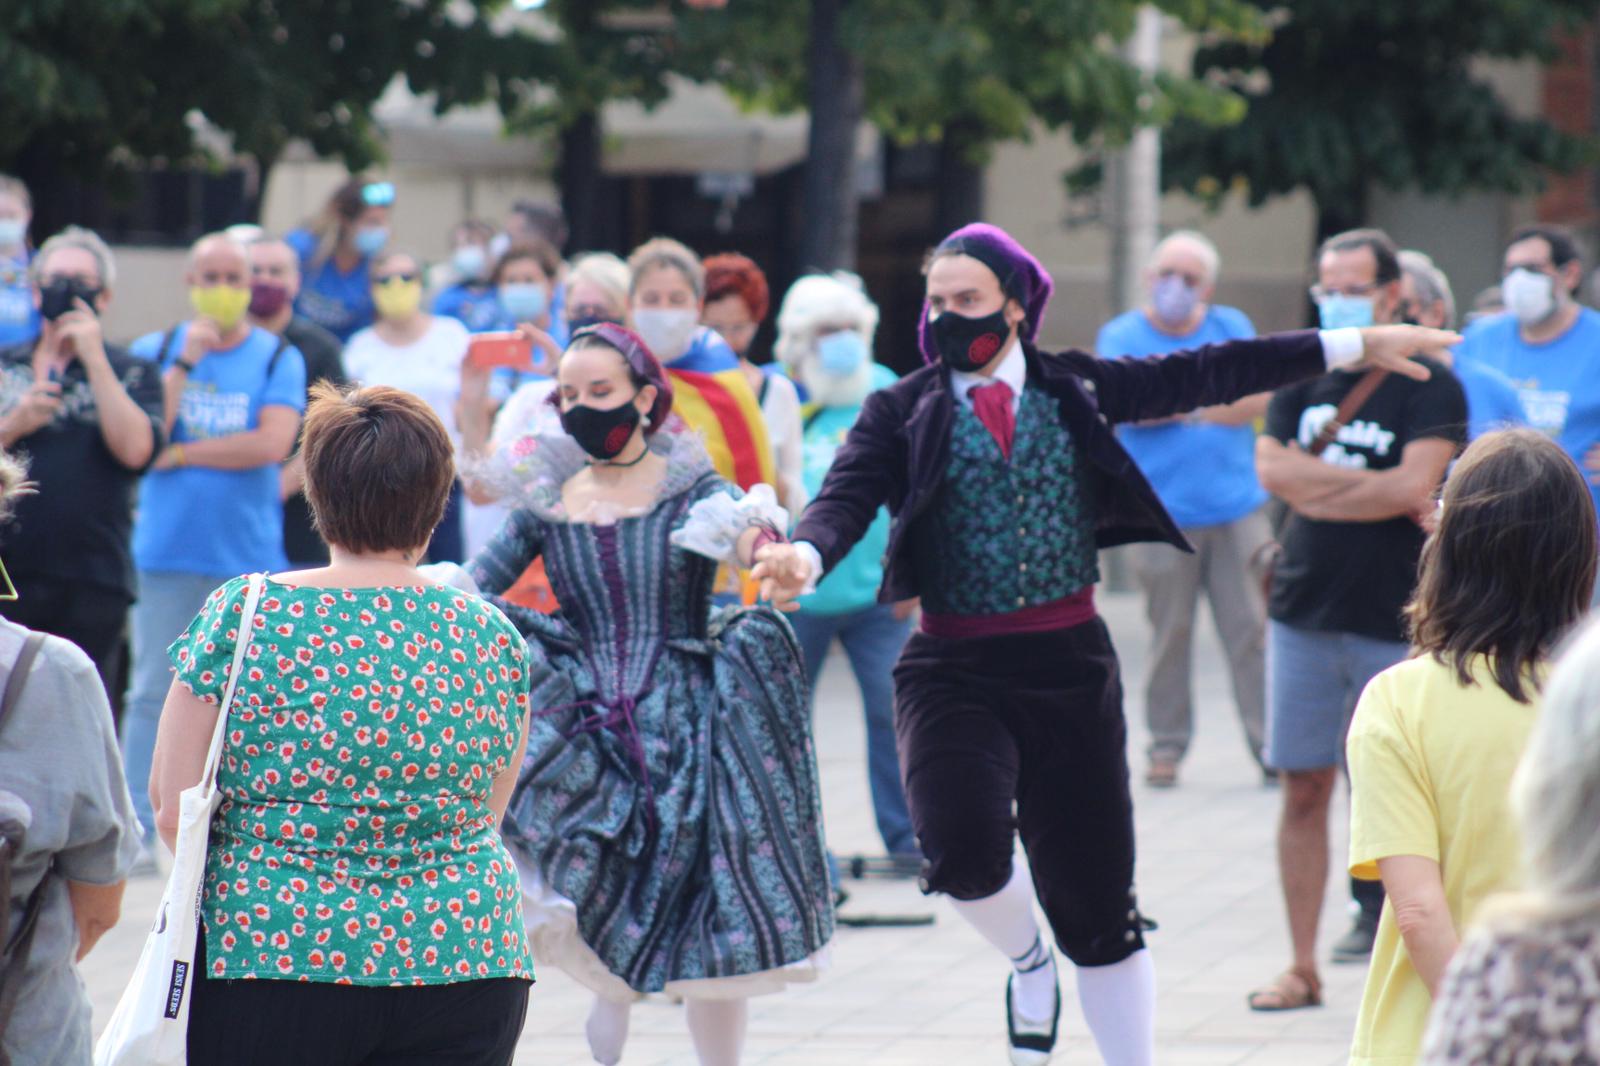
[916,223,1055,365]
[563,322,676,433]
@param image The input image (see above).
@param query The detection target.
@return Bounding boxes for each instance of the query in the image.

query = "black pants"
[188,943,530,1066]
[0,576,129,715]
[893,618,1146,967]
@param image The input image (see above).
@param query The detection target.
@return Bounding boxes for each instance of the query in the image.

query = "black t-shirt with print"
[0,340,166,599]
[1264,358,1467,643]
[281,316,346,565]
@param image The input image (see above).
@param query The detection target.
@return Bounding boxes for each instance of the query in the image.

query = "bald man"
[1096,231,1271,788]
[121,232,307,861]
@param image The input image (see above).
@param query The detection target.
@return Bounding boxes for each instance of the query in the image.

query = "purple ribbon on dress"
[536,691,658,827]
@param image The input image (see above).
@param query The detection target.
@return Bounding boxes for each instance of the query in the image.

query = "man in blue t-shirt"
[1455,224,1600,512]
[1096,231,1269,788]
[122,233,307,851]
[1399,249,1526,440]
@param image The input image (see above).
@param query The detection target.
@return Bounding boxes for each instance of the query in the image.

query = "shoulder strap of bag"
[1306,368,1390,457]
[266,333,291,381]
[0,633,44,731]
[199,574,267,797]
[0,632,50,1040]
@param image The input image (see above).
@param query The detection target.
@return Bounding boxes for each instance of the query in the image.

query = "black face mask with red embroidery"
[929,308,1012,373]
[561,396,643,461]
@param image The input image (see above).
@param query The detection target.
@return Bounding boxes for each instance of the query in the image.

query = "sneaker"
[1331,911,1379,963]
[1006,969,1060,1066]
[1145,759,1179,788]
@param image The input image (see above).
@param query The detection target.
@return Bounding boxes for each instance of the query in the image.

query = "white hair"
[31,225,117,289]
[772,272,880,373]
[564,252,631,318]
[1149,229,1220,285]
[1399,250,1457,328]
[1502,618,1600,924]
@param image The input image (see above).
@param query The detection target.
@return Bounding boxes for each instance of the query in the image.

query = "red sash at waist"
[920,586,1097,639]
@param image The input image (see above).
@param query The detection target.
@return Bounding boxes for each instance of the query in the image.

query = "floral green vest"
[913,385,1099,615]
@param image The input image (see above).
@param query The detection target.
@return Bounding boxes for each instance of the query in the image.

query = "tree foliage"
[1162,0,1598,233]
[671,0,1263,162]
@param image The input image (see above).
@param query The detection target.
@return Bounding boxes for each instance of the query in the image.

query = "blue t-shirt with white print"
[1457,308,1600,512]
[130,324,306,576]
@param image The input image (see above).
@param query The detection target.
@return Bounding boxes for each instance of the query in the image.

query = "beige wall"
[984,131,1320,350]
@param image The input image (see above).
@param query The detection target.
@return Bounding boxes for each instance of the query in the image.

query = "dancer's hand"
[1352,325,1461,381]
[752,543,814,613]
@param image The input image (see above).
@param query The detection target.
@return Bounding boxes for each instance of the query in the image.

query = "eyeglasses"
[361,182,396,207]
[1308,282,1380,301]
[374,272,419,284]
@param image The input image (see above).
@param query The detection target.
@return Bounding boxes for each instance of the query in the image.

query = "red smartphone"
[467,332,535,372]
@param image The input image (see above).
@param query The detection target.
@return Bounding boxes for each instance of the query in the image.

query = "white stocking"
[585,995,631,1066]
[947,862,1058,1023]
[1075,949,1156,1066]
[684,997,749,1066]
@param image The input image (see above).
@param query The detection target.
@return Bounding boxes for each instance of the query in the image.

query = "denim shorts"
[1264,621,1409,771]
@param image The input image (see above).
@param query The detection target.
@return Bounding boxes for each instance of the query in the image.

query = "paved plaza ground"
[82,589,1368,1064]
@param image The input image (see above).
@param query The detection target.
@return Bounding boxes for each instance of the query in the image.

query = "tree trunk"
[559,110,602,257]
[934,119,985,234]
[797,0,864,272]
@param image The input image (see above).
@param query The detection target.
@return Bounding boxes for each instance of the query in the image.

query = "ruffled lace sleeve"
[669,482,790,564]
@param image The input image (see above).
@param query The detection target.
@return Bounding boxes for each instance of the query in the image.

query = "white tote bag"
[95,573,265,1066]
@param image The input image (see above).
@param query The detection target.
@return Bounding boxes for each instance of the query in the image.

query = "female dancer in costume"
[464,323,833,1066]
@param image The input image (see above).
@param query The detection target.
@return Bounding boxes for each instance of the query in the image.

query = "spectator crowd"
[2,165,1599,1066]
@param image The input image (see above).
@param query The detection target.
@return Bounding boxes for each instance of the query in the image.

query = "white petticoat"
[512,850,830,1002]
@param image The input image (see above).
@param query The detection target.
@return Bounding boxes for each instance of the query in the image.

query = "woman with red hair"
[703,253,806,511]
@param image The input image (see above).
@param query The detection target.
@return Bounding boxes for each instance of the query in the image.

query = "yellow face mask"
[372,277,423,320]
[189,285,252,331]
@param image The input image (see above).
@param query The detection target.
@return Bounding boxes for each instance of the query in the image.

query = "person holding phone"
[343,250,472,561]
[0,227,164,710]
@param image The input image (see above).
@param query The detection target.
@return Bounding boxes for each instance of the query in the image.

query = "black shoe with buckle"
[1005,953,1060,1065]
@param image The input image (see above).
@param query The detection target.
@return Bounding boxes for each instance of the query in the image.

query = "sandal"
[1246,968,1322,1012]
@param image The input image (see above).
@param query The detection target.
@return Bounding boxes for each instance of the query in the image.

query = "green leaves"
[1162,0,1597,223]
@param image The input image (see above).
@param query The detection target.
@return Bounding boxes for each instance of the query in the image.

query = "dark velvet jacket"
[792,330,1328,604]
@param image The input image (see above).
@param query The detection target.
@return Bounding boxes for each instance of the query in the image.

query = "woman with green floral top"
[148,383,534,1066]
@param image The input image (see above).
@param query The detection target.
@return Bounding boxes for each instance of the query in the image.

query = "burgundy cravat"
[970,380,1016,460]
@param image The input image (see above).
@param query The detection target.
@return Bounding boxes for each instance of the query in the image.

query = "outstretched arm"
[1091,326,1460,425]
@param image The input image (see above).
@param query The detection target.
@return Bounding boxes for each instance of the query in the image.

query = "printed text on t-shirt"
[1298,403,1397,468]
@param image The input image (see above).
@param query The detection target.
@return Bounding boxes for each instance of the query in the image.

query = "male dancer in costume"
[755,223,1458,1065]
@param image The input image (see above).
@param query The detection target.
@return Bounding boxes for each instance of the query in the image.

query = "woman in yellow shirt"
[1345,427,1598,1065]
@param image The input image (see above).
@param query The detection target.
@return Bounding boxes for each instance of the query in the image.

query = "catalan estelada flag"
[666,329,776,490]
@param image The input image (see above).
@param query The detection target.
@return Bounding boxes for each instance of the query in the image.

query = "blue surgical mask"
[1317,293,1376,330]
[0,219,26,249]
[1151,275,1199,328]
[352,225,389,257]
[816,330,867,378]
[497,282,548,322]
[452,244,488,281]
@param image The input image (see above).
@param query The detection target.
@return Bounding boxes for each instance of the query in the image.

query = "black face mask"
[929,307,1012,373]
[39,278,101,321]
[561,397,643,461]
[568,314,622,333]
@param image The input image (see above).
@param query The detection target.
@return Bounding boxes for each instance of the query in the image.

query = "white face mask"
[1502,267,1557,326]
[631,308,700,362]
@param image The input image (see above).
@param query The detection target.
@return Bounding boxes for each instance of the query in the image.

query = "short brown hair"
[490,240,561,286]
[1407,428,1598,703]
[301,383,455,555]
